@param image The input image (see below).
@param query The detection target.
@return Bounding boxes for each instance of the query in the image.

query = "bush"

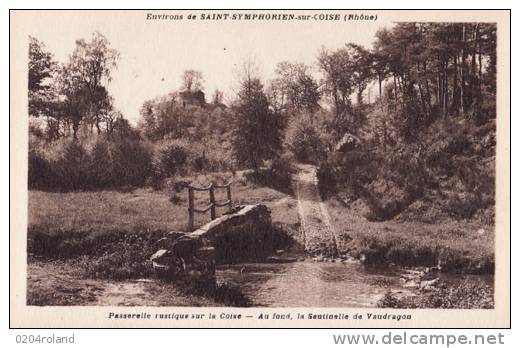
[28,137,153,191]
[445,192,483,220]
[318,150,378,199]
[244,153,295,193]
[82,233,157,280]
[110,138,153,187]
[285,116,326,164]
[188,139,233,173]
[53,140,91,191]
[88,139,113,188]
[324,112,496,223]
[316,157,337,197]
[149,139,191,189]
[269,153,295,191]
[28,147,57,190]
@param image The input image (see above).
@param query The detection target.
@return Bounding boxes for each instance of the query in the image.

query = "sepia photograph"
[10,9,510,328]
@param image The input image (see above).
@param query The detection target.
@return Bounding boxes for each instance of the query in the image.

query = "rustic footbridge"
[187,181,233,231]
[151,180,282,283]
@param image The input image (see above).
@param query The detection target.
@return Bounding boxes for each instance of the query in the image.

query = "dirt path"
[294,164,339,258]
[26,261,221,306]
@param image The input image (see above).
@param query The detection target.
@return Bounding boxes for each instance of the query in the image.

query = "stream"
[216,260,494,307]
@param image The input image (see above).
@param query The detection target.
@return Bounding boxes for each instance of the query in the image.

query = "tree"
[138,99,157,139]
[318,47,356,136]
[272,61,321,117]
[89,85,113,133]
[231,74,282,171]
[345,44,372,106]
[138,94,182,140]
[57,32,119,139]
[28,36,57,119]
[181,70,204,91]
[28,36,54,94]
[103,109,123,135]
[370,48,389,104]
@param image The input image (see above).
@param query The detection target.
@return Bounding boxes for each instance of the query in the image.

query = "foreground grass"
[326,197,494,274]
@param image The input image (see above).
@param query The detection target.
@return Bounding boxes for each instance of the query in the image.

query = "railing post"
[226,184,232,212]
[188,187,194,231]
[209,184,216,220]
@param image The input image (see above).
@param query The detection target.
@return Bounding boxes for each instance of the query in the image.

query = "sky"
[24,10,394,124]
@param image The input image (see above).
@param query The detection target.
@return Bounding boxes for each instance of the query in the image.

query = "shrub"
[445,192,482,220]
[318,149,378,199]
[81,233,157,280]
[149,139,191,189]
[53,140,91,191]
[362,180,416,222]
[244,153,295,193]
[285,116,326,164]
[323,141,430,221]
[316,157,337,197]
[88,138,113,188]
[28,136,153,191]
[28,147,56,190]
[109,138,152,188]
[188,140,233,173]
[269,153,295,191]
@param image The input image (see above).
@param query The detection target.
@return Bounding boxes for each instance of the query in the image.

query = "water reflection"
[217,261,494,307]
[217,261,408,307]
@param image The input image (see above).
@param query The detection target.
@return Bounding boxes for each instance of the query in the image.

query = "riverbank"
[324,195,494,275]
[378,278,494,309]
[27,260,250,306]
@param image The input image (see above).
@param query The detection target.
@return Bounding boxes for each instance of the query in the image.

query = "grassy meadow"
[28,171,299,259]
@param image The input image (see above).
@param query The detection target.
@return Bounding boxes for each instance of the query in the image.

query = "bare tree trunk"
[357,84,363,106]
[470,24,480,106]
[443,60,449,118]
[452,54,459,113]
[393,74,398,111]
[478,36,483,96]
[418,82,427,116]
[437,65,442,107]
[382,118,387,151]
[378,76,384,112]
[461,24,466,115]
[423,63,433,116]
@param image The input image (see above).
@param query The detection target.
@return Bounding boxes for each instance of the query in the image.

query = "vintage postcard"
[10,9,510,328]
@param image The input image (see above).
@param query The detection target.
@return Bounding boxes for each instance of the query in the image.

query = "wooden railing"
[187,181,233,231]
